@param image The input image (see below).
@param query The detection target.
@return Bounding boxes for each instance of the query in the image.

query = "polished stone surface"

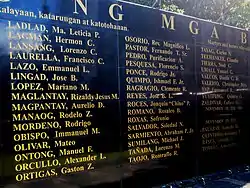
[0,0,250,187]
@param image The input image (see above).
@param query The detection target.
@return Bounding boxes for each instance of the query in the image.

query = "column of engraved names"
[8,20,111,182]
[200,46,244,152]
[8,20,60,182]
[48,24,109,178]
[125,36,193,164]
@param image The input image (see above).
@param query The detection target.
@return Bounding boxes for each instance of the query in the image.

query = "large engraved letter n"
[74,0,87,15]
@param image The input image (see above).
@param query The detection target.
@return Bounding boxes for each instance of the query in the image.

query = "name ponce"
[12,103,66,111]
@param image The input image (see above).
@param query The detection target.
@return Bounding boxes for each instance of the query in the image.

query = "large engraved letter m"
[73,0,87,15]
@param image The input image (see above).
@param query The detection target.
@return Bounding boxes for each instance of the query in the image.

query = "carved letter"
[73,0,87,15]
[161,14,175,30]
[189,20,199,35]
[109,4,123,21]
[211,26,219,39]
[241,32,247,44]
